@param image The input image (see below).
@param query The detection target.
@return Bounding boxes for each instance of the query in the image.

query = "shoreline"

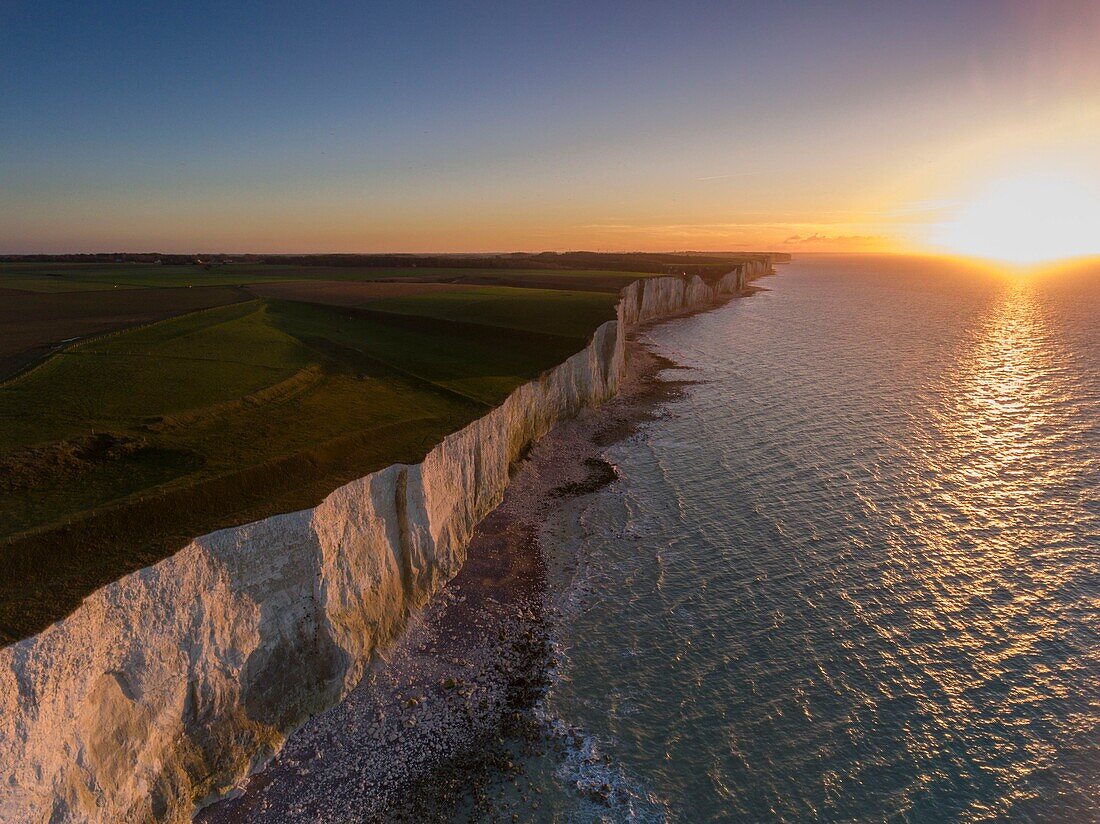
[200,297,736,821]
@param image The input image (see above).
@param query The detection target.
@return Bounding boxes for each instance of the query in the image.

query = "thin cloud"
[696,172,759,181]
[781,233,884,245]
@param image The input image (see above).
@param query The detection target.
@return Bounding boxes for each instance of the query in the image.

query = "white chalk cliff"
[0,261,770,822]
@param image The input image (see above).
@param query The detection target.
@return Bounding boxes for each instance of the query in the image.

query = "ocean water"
[500,255,1100,822]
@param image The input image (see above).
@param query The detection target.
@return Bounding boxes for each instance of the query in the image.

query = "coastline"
[0,265,771,822]
[200,323,718,821]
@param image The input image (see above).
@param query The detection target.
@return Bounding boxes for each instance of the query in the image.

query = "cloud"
[781,233,884,246]
[574,221,894,251]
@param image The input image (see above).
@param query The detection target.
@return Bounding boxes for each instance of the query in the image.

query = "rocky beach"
[198,317,722,821]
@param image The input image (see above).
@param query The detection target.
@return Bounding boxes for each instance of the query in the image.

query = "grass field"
[0,268,422,381]
[360,286,619,339]
[0,263,308,290]
[0,262,656,292]
[0,262,641,382]
[0,286,250,381]
[0,283,619,642]
[245,280,467,306]
[0,255,758,642]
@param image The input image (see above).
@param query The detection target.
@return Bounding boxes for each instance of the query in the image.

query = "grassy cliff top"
[0,255,771,642]
[0,270,625,643]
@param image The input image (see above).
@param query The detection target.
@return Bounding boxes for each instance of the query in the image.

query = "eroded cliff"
[0,261,770,823]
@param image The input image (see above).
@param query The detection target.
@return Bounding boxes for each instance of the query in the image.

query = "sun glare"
[927,174,1100,266]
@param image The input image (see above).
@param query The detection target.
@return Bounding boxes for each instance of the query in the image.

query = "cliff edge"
[0,261,770,822]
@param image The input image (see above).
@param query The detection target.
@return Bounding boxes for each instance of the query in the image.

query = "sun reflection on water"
[953,278,1058,487]
[504,257,1100,822]
[897,275,1094,817]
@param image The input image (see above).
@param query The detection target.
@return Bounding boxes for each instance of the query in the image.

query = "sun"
[926,173,1100,266]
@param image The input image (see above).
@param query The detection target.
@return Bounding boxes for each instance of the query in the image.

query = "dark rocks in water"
[550,457,619,498]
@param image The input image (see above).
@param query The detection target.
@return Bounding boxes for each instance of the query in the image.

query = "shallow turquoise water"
[506,255,1100,821]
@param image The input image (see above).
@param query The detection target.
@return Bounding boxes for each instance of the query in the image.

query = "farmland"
[0,255,766,642]
[0,261,656,380]
[0,269,626,642]
[0,286,251,380]
[0,261,660,292]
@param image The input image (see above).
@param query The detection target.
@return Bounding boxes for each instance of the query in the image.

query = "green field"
[0,262,656,293]
[0,262,646,383]
[0,283,618,642]
[0,285,252,382]
[360,286,621,339]
[0,255,763,642]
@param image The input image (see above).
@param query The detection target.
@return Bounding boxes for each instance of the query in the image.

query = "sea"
[486,254,1100,822]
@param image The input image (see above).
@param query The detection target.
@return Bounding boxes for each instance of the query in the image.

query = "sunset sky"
[2,0,1098,255]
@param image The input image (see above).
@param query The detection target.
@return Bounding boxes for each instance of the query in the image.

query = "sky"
[1,0,1098,254]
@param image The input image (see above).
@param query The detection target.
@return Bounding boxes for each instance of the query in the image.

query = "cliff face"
[0,261,770,823]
